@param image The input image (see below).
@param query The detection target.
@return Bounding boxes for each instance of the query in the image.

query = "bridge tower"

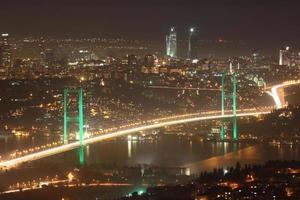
[220,71,237,141]
[64,87,85,165]
[63,87,84,146]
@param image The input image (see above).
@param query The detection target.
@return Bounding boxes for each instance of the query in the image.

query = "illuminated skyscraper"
[0,33,11,66]
[0,33,11,79]
[187,27,197,59]
[279,46,290,66]
[166,27,177,58]
[252,49,261,67]
[279,46,297,67]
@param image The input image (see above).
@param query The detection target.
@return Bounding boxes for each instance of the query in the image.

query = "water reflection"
[189,140,193,154]
[224,142,228,154]
[86,145,90,157]
[128,140,132,158]
[232,142,237,152]
[78,146,85,166]
[216,142,222,155]
[0,135,58,155]
[1,135,300,175]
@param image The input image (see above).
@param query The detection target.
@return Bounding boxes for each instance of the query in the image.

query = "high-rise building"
[279,46,297,67]
[166,27,177,58]
[0,33,11,66]
[126,54,140,74]
[252,49,261,67]
[144,54,156,67]
[127,54,137,67]
[0,46,2,66]
[44,48,55,67]
[296,52,300,69]
[279,46,292,66]
[0,33,11,79]
[279,46,289,66]
[187,27,197,59]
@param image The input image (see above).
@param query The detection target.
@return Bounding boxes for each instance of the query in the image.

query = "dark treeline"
[239,105,300,138]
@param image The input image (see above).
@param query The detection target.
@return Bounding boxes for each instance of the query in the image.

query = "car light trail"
[0,110,269,170]
[267,84,285,109]
[267,80,300,109]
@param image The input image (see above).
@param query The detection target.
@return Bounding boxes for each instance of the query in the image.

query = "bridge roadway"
[146,85,221,91]
[0,109,270,170]
[148,79,300,109]
[267,80,300,109]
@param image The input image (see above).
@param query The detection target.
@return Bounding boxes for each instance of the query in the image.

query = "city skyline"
[0,0,300,49]
[1,1,300,199]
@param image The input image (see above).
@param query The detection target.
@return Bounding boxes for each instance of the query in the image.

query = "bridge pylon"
[220,71,237,141]
[63,87,84,146]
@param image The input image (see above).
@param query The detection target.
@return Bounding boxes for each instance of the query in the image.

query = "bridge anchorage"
[63,87,85,165]
[220,67,238,141]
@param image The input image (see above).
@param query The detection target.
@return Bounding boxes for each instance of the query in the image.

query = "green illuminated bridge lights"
[220,71,237,141]
[64,87,85,165]
[0,109,271,170]
[1,78,299,169]
[63,87,84,146]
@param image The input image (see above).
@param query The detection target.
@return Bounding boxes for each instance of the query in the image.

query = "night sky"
[1,0,300,51]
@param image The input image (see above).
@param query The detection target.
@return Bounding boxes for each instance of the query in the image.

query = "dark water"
[57,137,300,174]
[0,135,58,157]
[2,135,299,174]
[49,136,248,167]
[184,143,300,174]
